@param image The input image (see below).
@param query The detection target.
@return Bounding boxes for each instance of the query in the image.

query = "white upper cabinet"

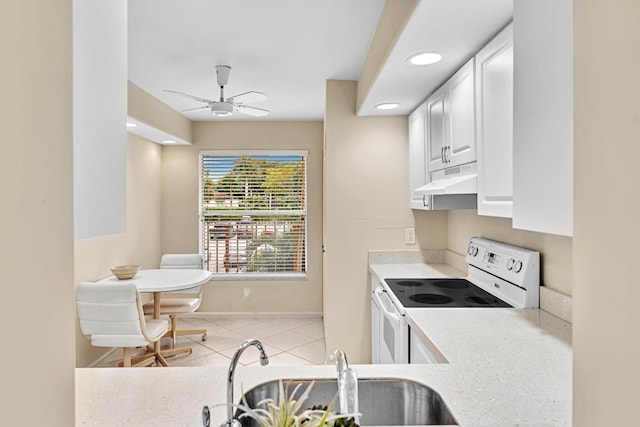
[408,102,428,209]
[475,23,514,218]
[426,58,476,172]
[426,88,447,172]
[513,0,573,236]
[447,59,477,167]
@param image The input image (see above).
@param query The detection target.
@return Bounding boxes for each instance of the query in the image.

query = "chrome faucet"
[213,338,269,427]
[333,349,359,421]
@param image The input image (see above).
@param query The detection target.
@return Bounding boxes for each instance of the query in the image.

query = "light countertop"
[75,261,572,426]
[369,262,572,426]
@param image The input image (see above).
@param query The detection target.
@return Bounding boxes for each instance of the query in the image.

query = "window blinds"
[200,153,307,275]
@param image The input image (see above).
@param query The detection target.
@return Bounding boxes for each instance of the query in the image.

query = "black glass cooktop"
[384,278,512,308]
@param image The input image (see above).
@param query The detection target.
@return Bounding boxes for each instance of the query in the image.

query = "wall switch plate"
[404,227,416,245]
[243,288,251,300]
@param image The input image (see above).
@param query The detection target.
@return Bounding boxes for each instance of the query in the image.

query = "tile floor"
[97,316,326,367]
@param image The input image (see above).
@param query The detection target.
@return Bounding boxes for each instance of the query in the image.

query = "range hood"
[412,162,477,211]
[415,162,477,195]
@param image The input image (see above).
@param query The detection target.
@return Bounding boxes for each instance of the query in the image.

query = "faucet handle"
[333,349,348,372]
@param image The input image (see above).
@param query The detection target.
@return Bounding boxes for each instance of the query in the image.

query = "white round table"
[98,269,213,365]
[98,268,212,292]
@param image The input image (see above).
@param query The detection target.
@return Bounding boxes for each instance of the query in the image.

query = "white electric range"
[371,237,540,364]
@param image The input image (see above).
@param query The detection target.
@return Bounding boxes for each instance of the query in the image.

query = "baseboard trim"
[88,347,119,368]
[183,311,324,319]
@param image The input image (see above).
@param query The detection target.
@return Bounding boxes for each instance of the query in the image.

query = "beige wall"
[446,210,572,296]
[0,1,75,424]
[324,80,448,363]
[128,81,193,143]
[74,133,163,367]
[573,1,640,424]
[161,121,324,314]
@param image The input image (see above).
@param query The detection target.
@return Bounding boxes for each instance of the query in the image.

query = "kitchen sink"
[234,377,458,426]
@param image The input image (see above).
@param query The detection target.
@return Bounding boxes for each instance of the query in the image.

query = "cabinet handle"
[440,147,445,163]
[444,146,450,163]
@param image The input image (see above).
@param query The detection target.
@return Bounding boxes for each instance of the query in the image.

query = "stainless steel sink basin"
[234,378,458,426]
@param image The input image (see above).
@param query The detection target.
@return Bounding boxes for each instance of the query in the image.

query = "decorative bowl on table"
[110,265,140,280]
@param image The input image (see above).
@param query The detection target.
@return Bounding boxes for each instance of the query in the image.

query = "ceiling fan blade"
[181,105,209,113]
[227,91,267,104]
[164,89,212,104]
[235,104,269,117]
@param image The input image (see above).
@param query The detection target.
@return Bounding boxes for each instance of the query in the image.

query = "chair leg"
[168,315,207,343]
[160,345,193,358]
[117,349,152,367]
[122,347,132,367]
[175,328,208,341]
[156,353,169,367]
[170,315,178,347]
[116,347,167,368]
[131,354,156,368]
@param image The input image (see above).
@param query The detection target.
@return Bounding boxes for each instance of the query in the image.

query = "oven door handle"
[373,288,402,323]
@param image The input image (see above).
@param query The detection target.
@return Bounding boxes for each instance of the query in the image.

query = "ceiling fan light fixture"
[210,101,234,117]
[407,52,442,66]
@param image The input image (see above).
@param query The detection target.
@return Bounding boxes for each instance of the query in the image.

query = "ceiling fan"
[164,65,269,117]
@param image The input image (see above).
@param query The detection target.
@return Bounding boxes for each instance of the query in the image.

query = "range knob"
[507,258,515,271]
[467,245,479,257]
[513,260,523,273]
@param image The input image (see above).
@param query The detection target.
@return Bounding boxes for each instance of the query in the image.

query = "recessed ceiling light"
[375,103,400,110]
[407,52,442,66]
[162,140,177,144]
[126,122,137,128]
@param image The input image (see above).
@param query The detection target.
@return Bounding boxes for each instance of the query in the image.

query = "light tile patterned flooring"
[97,316,326,367]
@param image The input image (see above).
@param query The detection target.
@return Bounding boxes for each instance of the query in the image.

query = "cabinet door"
[426,88,447,172]
[446,58,476,167]
[409,327,438,364]
[408,103,428,209]
[513,0,573,236]
[476,23,514,218]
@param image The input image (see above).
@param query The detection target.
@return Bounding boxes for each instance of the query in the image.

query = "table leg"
[152,291,192,364]
[153,291,161,358]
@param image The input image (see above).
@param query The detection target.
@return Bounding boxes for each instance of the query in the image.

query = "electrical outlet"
[242,288,251,300]
[404,227,416,245]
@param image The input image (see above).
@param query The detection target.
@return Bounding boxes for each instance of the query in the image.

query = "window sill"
[207,272,308,281]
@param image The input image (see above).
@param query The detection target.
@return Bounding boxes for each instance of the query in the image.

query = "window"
[200,151,307,276]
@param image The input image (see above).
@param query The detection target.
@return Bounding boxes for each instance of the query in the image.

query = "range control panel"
[465,237,540,289]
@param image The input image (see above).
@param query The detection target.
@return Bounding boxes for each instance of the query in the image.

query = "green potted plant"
[234,380,359,427]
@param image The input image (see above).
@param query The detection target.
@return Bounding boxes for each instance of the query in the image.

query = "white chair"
[76,282,170,367]
[142,254,207,346]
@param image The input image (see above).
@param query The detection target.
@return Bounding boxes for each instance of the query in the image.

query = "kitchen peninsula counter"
[75,261,571,426]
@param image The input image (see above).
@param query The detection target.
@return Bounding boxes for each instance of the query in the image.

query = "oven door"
[372,286,408,364]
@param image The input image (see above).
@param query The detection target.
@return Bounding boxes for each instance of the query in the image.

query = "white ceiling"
[128,0,513,123]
